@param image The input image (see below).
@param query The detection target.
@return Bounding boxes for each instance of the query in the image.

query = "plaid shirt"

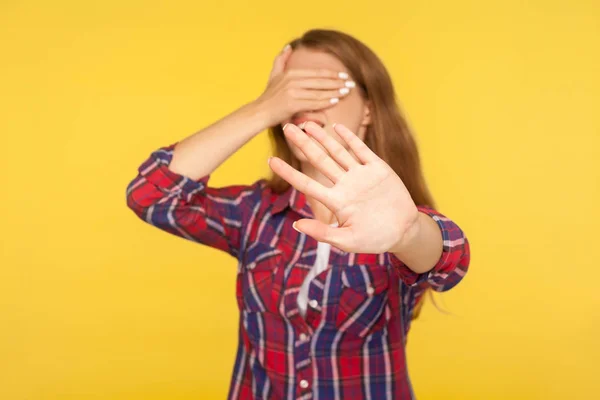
[126,144,470,400]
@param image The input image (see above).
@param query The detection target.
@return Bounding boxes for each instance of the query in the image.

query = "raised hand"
[267,122,420,254]
[253,45,356,127]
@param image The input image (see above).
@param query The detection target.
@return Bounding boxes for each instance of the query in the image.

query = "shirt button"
[299,333,308,341]
[300,379,309,389]
[366,286,375,295]
[308,299,318,308]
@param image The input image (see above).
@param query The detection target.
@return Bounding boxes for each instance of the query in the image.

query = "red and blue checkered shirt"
[126,143,470,400]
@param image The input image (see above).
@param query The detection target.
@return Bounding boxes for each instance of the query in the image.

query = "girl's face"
[282,47,371,164]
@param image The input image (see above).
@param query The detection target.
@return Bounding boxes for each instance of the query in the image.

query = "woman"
[126,29,470,400]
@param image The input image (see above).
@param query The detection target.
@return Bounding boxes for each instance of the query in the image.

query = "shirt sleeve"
[125,143,264,259]
[389,206,470,292]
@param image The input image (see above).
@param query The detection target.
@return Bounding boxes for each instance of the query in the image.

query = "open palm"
[268,122,419,254]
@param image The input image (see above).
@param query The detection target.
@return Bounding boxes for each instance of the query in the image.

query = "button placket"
[294,328,313,397]
[294,330,312,367]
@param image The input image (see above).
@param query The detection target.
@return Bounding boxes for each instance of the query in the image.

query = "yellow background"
[1,1,598,399]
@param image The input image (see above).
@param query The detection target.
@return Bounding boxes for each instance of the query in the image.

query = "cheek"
[326,97,365,131]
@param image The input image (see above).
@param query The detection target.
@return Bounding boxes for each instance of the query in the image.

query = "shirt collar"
[271,184,345,254]
[271,185,313,218]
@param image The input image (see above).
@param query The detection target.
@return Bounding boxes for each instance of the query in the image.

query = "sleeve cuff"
[137,142,210,203]
[390,206,468,290]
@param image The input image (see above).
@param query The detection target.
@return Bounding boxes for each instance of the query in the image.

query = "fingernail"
[339,87,350,95]
[282,123,289,130]
[299,122,306,129]
[330,97,339,104]
[332,123,337,129]
[338,72,349,79]
[345,80,356,88]
[292,221,301,233]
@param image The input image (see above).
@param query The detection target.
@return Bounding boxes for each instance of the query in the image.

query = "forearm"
[389,211,444,274]
[169,101,270,180]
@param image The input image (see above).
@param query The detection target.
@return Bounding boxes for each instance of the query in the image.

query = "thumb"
[292,219,353,250]
[268,44,292,82]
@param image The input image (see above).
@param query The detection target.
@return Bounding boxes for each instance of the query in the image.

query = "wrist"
[246,98,276,130]
[389,212,423,254]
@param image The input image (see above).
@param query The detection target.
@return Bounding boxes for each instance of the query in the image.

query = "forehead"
[285,47,347,71]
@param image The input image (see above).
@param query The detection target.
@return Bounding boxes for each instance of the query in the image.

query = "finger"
[302,122,359,170]
[293,219,355,250]
[288,69,352,80]
[333,123,378,164]
[269,44,293,81]
[293,88,349,101]
[295,78,353,91]
[268,156,333,208]
[280,44,293,61]
[283,124,346,184]
[300,97,342,111]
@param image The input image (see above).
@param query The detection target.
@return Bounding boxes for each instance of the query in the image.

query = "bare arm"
[168,46,353,181]
[389,206,470,291]
[168,102,270,180]
[389,211,444,273]
[126,45,354,255]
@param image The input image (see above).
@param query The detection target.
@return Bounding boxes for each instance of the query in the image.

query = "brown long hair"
[266,29,435,318]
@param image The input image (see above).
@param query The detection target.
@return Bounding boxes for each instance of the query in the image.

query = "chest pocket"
[335,264,390,338]
[239,244,283,314]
